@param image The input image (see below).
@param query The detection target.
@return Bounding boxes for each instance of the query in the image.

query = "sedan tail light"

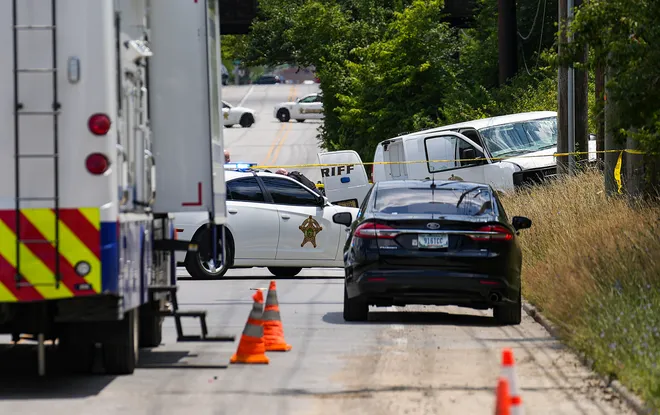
[468,225,513,242]
[354,222,398,239]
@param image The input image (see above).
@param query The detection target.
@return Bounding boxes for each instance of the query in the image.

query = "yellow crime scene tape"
[252,149,647,195]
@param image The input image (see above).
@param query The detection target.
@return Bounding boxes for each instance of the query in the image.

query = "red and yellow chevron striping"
[0,208,102,303]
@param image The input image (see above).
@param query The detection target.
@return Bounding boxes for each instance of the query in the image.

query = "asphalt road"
[223,83,324,183]
[0,85,635,415]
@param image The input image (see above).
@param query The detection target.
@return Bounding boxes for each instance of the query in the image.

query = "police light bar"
[224,162,258,171]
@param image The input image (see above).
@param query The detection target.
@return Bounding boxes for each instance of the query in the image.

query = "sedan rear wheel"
[493,289,522,325]
[343,284,368,322]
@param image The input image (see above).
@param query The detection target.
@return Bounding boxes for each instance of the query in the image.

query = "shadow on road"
[137,349,229,370]
[0,345,229,400]
[322,310,500,327]
[0,344,115,400]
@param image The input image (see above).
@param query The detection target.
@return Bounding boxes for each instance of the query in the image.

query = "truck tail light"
[88,113,111,136]
[86,153,110,175]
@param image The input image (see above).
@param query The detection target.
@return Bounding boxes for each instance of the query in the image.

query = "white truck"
[0,0,230,376]
[317,111,598,208]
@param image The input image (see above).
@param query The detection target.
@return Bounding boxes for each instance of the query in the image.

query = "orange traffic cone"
[495,377,511,415]
[501,348,524,415]
[263,280,292,352]
[230,290,269,364]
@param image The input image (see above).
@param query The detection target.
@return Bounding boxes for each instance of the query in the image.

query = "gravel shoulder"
[306,305,634,415]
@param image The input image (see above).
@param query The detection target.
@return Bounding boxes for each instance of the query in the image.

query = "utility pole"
[595,65,605,164]
[574,0,589,170]
[497,0,518,85]
[557,0,568,175]
[604,62,623,195]
[557,0,587,175]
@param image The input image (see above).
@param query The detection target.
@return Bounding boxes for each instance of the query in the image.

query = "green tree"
[567,0,660,192]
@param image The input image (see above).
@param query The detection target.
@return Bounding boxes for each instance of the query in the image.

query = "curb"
[522,300,656,415]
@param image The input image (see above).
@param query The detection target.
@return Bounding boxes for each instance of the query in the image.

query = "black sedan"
[332,179,532,325]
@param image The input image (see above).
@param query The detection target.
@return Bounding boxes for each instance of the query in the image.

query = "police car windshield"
[373,186,493,216]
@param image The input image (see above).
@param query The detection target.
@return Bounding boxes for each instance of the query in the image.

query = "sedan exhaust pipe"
[489,292,501,302]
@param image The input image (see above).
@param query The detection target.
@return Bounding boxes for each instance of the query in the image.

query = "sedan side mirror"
[512,216,532,231]
[332,212,353,227]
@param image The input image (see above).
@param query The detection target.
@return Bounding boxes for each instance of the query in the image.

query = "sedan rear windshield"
[373,186,494,216]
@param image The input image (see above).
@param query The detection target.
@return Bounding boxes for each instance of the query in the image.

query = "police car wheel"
[295,119,305,123]
[185,228,231,279]
[277,109,290,122]
[267,267,302,277]
[240,113,254,128]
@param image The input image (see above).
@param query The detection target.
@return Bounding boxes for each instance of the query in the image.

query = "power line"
[517,0,544,41]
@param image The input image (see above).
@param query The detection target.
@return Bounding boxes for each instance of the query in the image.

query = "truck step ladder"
[148,285,235,342]
[12,0,61,377]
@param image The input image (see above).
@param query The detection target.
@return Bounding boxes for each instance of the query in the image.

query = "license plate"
[417,234,448,249]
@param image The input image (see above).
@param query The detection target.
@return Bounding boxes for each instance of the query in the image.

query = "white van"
[371,111,597,190]
[318,111,597,208]
[316,150,371,208]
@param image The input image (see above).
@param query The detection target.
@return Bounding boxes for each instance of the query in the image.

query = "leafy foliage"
[567,0,660,157]
[237,0,561,162]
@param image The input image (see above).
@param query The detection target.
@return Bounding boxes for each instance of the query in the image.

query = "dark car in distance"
[332,179,532,325]
[254,74,283,84]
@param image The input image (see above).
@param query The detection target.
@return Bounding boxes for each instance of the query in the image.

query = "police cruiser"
[174,162,359,279]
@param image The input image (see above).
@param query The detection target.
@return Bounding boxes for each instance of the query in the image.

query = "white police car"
[223,100,256,128]
[273,92,323,123]
[174,162,359,279]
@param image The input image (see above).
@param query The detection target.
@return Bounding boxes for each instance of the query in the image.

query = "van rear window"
[373,186,493,216]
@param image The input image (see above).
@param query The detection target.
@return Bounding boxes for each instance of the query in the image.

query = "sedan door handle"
[281,214,290,220]
[228,209,238,214]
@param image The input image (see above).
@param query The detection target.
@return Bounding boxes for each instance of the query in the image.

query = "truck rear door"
[148,0,226,221]
[317,150,371,208]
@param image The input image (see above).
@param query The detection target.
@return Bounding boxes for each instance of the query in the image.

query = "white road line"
[237,85,255,107]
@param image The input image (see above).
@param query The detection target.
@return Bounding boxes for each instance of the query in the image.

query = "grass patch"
[501,169,660,411]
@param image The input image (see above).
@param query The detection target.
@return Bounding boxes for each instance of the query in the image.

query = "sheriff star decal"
[223,111,229,120]
[299,215,323,248]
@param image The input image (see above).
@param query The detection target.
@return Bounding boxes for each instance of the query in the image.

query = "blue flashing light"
[340,176,351,184]
[224,162,258,171]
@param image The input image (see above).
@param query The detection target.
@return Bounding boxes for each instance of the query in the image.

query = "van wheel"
[295,119,305,123]
[267,267,302,277]
[277,109,290,122]
[185,226,232,279]
[103,309,139,375]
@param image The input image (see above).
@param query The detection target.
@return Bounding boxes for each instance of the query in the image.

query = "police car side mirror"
[333,212,353,227]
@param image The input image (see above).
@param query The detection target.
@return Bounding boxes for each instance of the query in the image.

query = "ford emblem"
[426,223,441,230]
